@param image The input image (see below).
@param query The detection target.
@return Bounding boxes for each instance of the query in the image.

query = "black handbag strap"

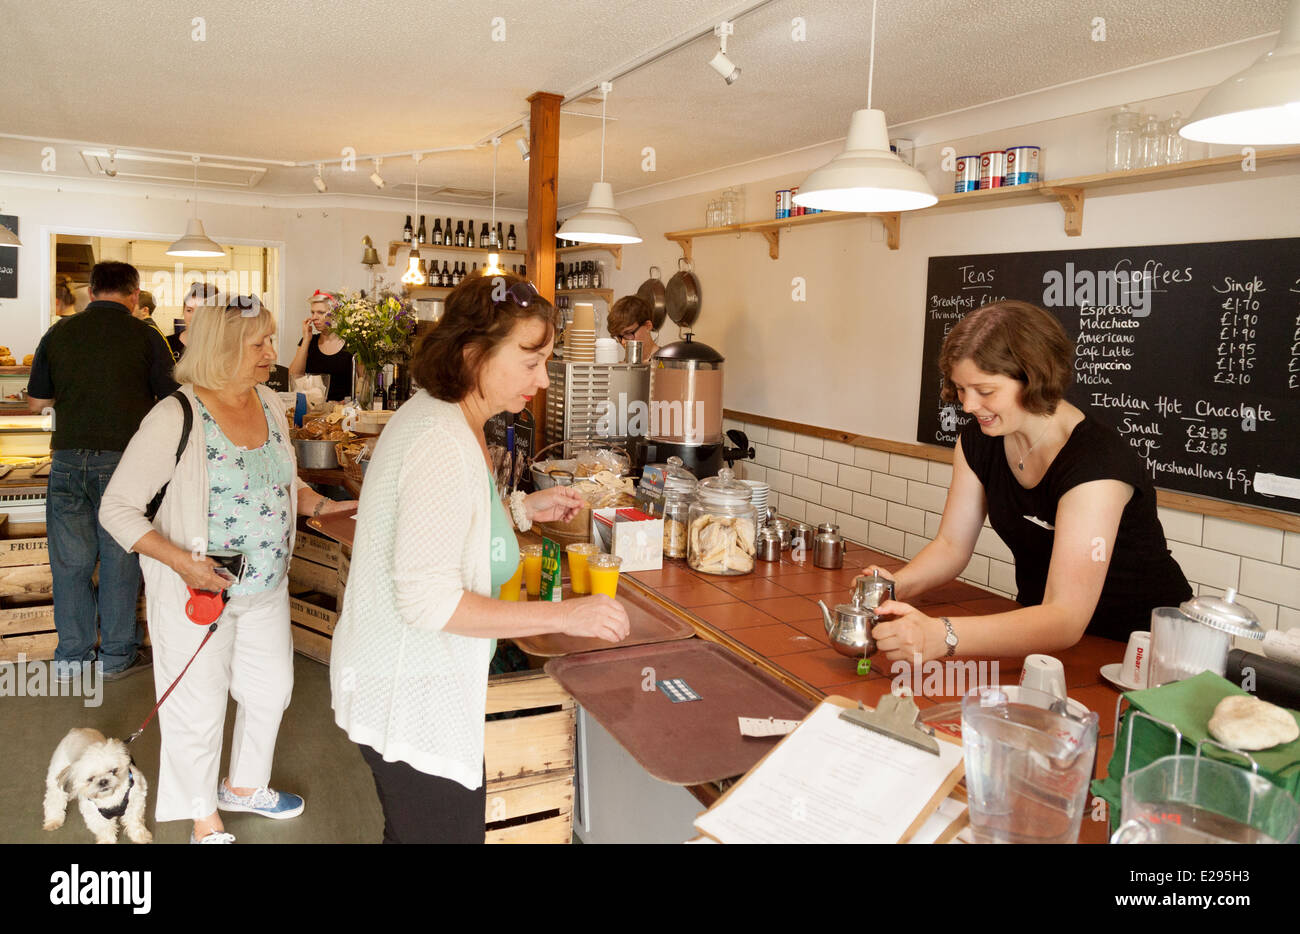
[144,390,193,522]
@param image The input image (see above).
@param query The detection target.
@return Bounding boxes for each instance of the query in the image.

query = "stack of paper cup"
[595,338,621,364]
[566,302,597,362]
[741,479,770,521]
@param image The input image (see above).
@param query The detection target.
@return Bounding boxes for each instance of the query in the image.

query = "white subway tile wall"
[737,421,1297,610]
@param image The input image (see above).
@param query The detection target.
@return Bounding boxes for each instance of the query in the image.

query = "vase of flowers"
[327,288,417,409]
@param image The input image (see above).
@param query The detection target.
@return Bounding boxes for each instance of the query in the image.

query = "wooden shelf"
[665,145,1300,258]
[387,240,525,266]
[557,243,623,269]
[556,289,613,303]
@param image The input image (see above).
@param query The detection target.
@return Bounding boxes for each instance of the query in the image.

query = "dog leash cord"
[126,622,218,745]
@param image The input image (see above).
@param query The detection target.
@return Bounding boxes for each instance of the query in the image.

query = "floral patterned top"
[197,395,294,596]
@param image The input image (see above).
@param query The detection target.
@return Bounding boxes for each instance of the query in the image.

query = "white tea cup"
[1020,654,1067,700]
[1122,631,1152,689]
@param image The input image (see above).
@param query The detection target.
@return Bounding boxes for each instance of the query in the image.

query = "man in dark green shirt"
[27,261,178,681]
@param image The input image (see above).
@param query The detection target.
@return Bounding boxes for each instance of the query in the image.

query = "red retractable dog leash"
[124,587,228,745]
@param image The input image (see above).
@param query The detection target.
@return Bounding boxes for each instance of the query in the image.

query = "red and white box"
[590,507,664,572]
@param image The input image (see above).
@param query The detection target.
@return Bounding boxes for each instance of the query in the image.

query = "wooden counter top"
[617,544,1126,844]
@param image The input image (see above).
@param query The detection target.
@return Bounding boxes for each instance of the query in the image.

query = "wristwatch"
[941,617,958,657]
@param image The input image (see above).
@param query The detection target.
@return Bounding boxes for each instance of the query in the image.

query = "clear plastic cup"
[498,558,523,601]
[566,543,599,594]
[586,553,623,598]
[521,544,543,597]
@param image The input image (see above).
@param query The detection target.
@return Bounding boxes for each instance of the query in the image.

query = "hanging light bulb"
[557,83,642,244]
[483,137,505,276]
[167,156,225,257]
[1181,0,1300,144]
[792,0,936,213]
[401,155,426,286]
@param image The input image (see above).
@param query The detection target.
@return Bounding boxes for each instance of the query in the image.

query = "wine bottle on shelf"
[479,222,489,248]
[402,215,413,243]
[471,262,478,276]
[445,218,453,245]
[592,262,601,289]
[455,221,466,247]
[507,224,517,250]
[431,217,443,245]
[417,215,426,245]
[488,226,499,249]
[519,263,525,278]
[496,223,504,250]
[441,261,451,286]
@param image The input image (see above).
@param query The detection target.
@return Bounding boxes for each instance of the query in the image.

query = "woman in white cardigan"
[102,295,354,843]
[329,275,629,843]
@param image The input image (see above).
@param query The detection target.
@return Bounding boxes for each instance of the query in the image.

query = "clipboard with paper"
[693,694,967,844]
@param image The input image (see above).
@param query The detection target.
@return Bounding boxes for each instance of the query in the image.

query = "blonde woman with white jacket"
[101,295,354,844]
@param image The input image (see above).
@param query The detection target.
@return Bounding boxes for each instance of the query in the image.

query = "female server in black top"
[871,300,1190,663]
[288,290,354,402]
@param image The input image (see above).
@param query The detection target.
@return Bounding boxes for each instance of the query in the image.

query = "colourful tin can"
[979,150,1005,189]
[954,154,981,193]
[1004,146,1041,186]
[790,186,803,217]
[775,189,791,219]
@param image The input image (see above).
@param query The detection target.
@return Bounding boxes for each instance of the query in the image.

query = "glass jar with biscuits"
[686,467,756,576]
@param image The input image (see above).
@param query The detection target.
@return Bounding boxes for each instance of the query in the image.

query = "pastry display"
[688,513,756,574]
[1208,694,1300,751]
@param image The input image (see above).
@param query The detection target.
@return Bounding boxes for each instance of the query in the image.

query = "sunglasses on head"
[493,280,542,310]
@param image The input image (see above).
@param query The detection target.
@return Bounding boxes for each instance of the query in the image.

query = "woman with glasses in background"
[606,295,658,360]
[329,274,630,844]
[102,295,355,844]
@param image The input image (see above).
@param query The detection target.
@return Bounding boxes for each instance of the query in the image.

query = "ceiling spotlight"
[709,22,741,85]
[105,148,118,177]
[313,163,327,193]
[517,117,531,162]
[369,158,385,189]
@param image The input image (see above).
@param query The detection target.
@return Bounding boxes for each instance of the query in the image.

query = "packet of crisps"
[540,537,563,602]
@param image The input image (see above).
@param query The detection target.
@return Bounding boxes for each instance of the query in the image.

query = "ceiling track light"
[313,163,327,193]
[792,0,937,213]
[166,155,225,257]
[105,147,118,178]
[369,157,385,189]
[556,82,642,245]
[709,21,741,85]
[517,118,531,162]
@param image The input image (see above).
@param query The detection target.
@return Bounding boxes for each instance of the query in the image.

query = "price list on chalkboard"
[916,238,1300,514]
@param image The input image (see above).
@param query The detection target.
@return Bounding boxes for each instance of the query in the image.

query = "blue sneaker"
[216,782,304,820]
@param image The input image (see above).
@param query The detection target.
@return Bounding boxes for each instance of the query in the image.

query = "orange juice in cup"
[586,553,623,598]
[521,544,544,597]
[498,558,524,601]
[566,543,599,594]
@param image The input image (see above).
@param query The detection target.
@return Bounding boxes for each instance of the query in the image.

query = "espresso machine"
[632,334,752,478]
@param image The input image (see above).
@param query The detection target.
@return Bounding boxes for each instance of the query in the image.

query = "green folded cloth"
[1092,671,1300,835]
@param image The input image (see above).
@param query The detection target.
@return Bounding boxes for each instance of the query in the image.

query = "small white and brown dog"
[43,728,151,844]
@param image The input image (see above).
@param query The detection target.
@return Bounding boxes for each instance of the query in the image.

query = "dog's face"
[58,738,133,806]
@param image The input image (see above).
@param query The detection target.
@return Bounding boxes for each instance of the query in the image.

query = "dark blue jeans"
[47,450,142,672]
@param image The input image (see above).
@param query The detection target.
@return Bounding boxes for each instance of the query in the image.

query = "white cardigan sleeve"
[100,394,187,554]
[390,425,479,631]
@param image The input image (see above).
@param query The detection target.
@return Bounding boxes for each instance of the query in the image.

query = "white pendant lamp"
[401,154,426,286]
[792,0,936,213]
[1181,0,1300,144]
[557,83,642,245]
[167,156,225,257]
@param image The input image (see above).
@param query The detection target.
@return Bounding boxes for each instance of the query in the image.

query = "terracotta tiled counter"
[615,542,1127,844]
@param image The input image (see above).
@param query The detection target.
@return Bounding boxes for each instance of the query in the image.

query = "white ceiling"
[0,0,1288,209]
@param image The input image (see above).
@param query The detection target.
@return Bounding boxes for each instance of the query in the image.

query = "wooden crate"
[0,517,49,568]
[289,554,338,599]
[293,525,341,570]
[484,669,576,844]
[290,623,332,665]
[0,631,57,663]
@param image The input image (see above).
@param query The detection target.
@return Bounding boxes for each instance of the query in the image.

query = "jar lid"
[654,334,724,364]
[696,467,752,505]
[1179,589,1264,640]
[640,456,697,495]
[758,527,782,543]
[816,522,840,536]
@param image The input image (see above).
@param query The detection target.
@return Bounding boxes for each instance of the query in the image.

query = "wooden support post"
[526,91,563,444]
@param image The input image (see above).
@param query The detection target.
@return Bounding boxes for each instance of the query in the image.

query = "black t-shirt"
[298,334,354,402]
[960,413,1191,642]
[28,301,180,451]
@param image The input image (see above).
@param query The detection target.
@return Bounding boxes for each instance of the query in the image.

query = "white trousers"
[146,576,294,823]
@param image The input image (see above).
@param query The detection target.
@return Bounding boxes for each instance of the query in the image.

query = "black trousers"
[358,744,486,844]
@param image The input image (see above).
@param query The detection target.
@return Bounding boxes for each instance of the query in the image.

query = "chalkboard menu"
[0,215,17,300]
[917,238,1300,514]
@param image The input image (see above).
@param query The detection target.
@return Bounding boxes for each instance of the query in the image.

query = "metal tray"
[513,582,695,657]
[545,640,816,785]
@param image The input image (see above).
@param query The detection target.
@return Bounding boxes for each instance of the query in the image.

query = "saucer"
[1100,662,1144,692]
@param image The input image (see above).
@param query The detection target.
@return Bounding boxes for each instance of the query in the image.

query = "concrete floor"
[1,654,385,844]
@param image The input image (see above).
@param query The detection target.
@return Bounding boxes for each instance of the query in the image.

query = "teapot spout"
[817,599,834,637]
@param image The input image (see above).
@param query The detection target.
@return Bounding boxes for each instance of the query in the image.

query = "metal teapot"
[817,570,894,658]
